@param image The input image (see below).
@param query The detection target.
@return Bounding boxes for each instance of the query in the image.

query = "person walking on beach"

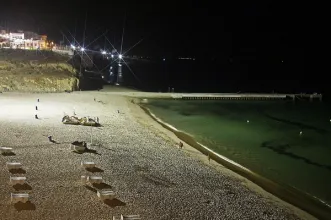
[179,141,183,149]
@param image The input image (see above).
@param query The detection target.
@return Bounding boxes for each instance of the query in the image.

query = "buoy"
[37,99,39,102]
[247,120,250,123]
[35,114,38,119]
[35,106,38,110]
[300,131,303,136]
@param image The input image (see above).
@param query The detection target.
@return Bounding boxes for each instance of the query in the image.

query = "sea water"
[145,99,331,206]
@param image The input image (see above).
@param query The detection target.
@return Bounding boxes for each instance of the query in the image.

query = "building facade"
[0,30,47,49]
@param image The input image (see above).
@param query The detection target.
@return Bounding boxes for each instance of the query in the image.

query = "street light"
[119,54,123,59]
[81,47,85,52]
[101,51,106,55]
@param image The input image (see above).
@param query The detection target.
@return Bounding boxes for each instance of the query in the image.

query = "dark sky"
[0,1,306,58]
[1,1,325,92]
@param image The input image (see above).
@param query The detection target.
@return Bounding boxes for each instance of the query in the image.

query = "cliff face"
[0,49,79,92]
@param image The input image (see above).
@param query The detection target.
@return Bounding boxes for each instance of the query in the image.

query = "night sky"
[0,1,304,56]
[0,1,319,93]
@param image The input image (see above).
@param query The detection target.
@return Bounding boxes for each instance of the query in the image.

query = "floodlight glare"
[119,54,123,59]
[81,48,85,51]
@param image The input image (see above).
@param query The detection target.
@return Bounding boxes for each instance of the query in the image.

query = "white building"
[0,31,47,49]
[9,32,24,40]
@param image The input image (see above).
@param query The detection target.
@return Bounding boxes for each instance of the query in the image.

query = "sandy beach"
[0,91,316,220]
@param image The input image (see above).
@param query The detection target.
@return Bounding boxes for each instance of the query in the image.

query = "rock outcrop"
[0,49,79,92]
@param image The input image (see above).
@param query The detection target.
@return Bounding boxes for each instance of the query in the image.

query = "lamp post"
[116,54,123,85]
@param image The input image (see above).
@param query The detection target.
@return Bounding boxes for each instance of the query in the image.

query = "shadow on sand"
[73,149,101,155]
[84,185,97,193]
[104,198,126,208]
[92,183,112,190]
[50,140,60,144]
[14,201,36,211]
[86,167,104,173]
[9,168,26,174]
[1,152,16,156]
[13,183,32,191]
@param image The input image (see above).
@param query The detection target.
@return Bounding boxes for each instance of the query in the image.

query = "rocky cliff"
[0,49,79,92]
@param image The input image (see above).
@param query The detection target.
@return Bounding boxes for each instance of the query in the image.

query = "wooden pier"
[99,88,323,101]
[170,93,323,101]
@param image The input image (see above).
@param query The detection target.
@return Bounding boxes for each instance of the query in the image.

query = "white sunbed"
[0,147,13,154]
[11,193,29,203]
[121,215,141,220]
[81,161,96,168]
[6,162,22,170]
[10,176,26,185]
[88,176,103,184]
[97,190,115,201]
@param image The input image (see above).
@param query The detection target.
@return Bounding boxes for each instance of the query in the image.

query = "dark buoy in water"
[35,114,38,119]
[36,106,38,110]
[37,99,39,102]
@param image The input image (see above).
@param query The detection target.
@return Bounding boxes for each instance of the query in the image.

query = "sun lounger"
[71,145,86,152]
[11,193,29,203]
[97,190,115,201]
[10,176,26,185]
[88,176,103,184]
[121,215,141,220]
[81,161,96,168]
[62,115,80,125]
[62,115,100,126]
[6,162,22,170]
[70,141,87,152]
[0,147,13,154]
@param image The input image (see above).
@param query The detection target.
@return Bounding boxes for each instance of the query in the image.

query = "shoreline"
[137,103,331,220]
[0,90,325,219]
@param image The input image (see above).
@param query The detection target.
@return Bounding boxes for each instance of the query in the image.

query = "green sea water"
[145,99,331,206]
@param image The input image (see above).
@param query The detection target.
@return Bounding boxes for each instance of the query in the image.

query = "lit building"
[9,32,24,40]
[0,30,48,49]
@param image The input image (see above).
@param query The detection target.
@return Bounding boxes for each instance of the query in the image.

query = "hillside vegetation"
[0,49,79,92]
